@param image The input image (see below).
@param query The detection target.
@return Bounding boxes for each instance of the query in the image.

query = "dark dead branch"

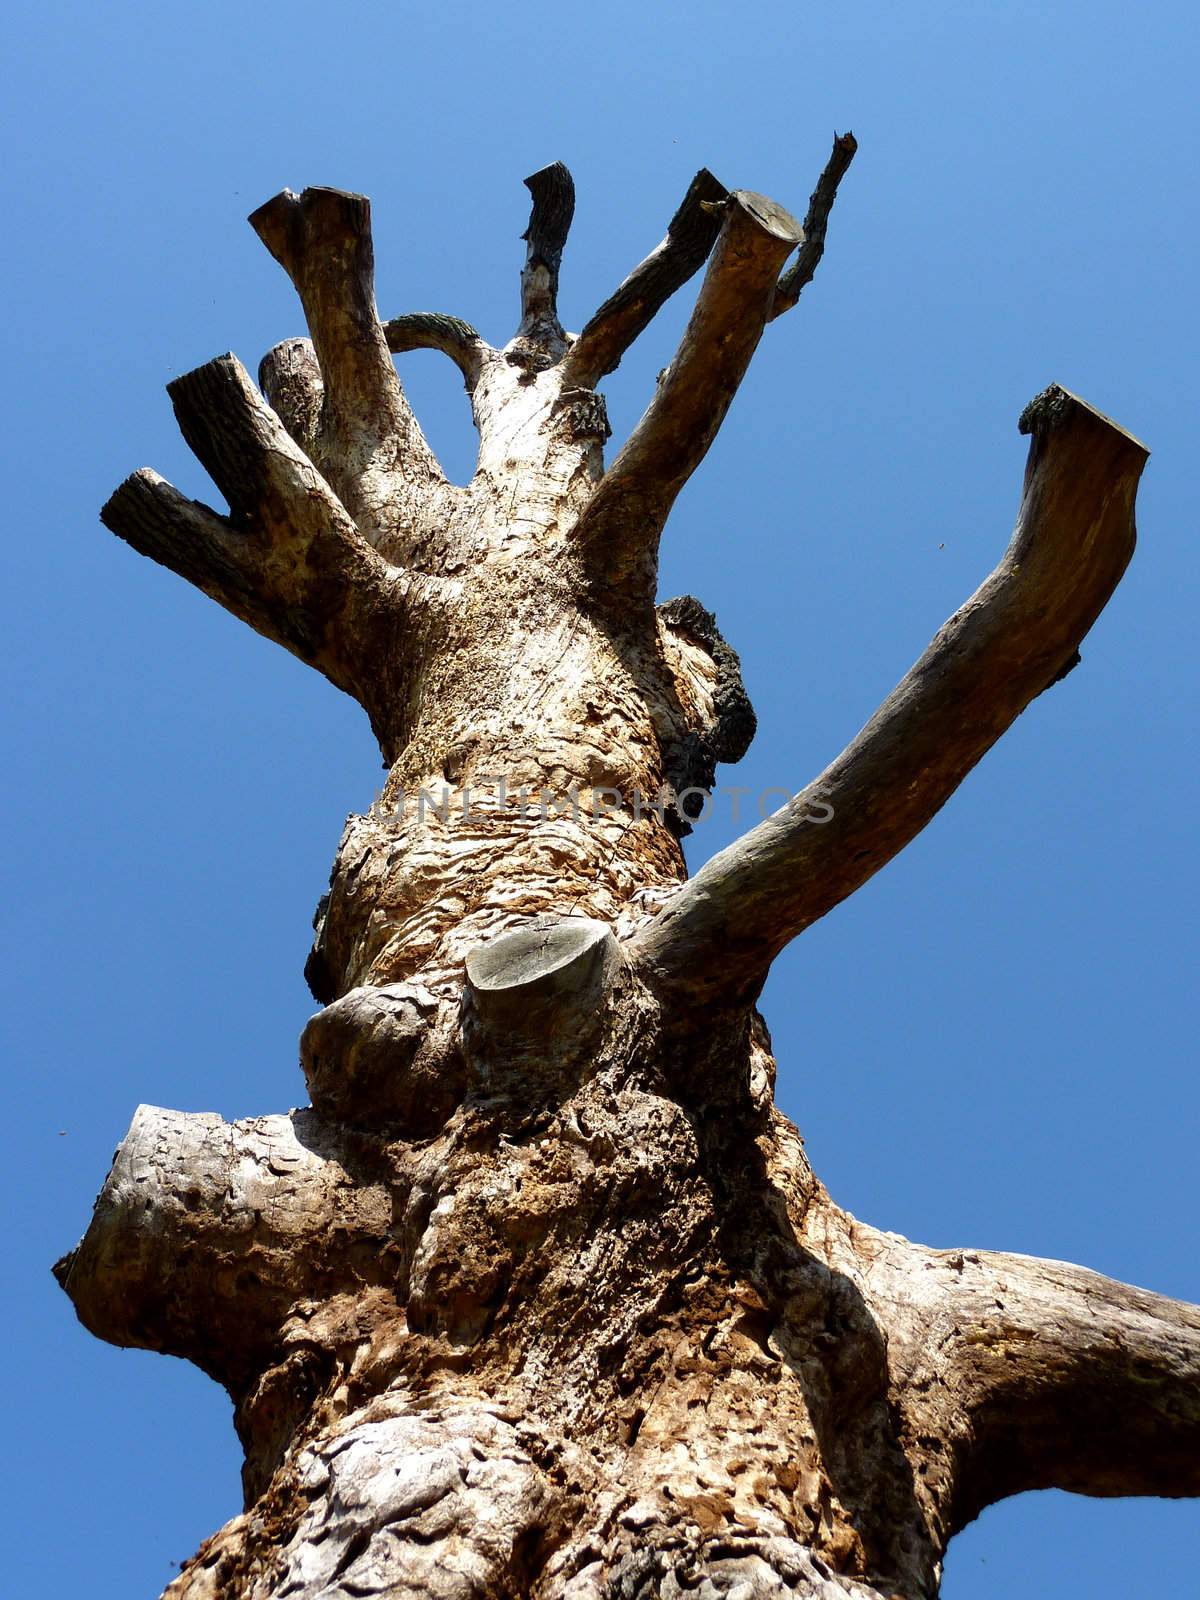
[770,132,858,319]
[562,168,730,387]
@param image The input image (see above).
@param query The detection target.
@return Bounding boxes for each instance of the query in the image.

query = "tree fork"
[60,149,1197,1600]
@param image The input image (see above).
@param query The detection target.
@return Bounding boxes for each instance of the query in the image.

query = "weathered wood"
[465,916,615,1013]
[656,594,758,829]
[67,159,1192,1600]
[383,311,490,388]
[299,981,462,1133]
[632,386,1147,1009]
[101,470,271,636]
[168,352,326,523]
[858,1231,1200,1538]
[462,917,627,1097]
[249,185,446,548]
[517,161,575,356]
[257,335,322,454]
[105,354,425,738]
[54,1104,394,1391]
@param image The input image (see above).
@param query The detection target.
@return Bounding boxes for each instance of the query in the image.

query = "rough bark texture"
[60,145,1197,1600]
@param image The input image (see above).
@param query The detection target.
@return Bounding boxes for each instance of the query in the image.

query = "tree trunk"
[56,145,1200,1600]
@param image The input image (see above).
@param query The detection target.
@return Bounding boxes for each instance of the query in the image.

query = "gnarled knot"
[300,982,466,1134]
[552,386,613,443]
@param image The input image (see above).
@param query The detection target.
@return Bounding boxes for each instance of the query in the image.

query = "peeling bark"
[60,150,1193,1600]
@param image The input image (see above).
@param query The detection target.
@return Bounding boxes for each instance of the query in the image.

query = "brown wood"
[771,131,859,318]
[61,153,1191,1600]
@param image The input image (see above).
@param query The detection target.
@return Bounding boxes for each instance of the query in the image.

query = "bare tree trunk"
[56,144,1199,1600]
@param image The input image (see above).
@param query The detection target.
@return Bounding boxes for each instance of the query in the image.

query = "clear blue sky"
[3,2,1196,1594]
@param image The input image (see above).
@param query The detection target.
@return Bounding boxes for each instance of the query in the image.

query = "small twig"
[770,131,858,319]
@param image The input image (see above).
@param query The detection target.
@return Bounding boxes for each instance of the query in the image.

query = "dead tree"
[56,140,1198,1600]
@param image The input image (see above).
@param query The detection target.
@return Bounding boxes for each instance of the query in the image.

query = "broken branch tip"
[1018,383,1149,457]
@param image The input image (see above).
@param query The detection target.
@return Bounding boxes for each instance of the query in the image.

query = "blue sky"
[3,2,1196,1595]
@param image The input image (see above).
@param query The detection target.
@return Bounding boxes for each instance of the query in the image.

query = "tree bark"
[59,149,1194,1600]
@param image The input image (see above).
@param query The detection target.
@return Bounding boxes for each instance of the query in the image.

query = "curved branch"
[561,168,729,387]
[770,132,858,320]
[517,161,575,353]
[384,312,490,389]
[883,1242,1200,1529]
[631,386,1148,1010]
[102,354,408,718]
[570,190,803,592]
[248,185,444,513]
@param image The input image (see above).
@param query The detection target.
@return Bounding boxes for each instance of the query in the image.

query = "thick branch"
[561,168,729,387]
[103,354,406,714]
[248,186,443,500]
[101,469,283,637]
[383,312,489,389]
[54,1105,391,1392]
[632,386,1148,1009]
[518,161,575,350]
[890,1244,1200,1526]
[770,132,858,319]
[571,190,803,591]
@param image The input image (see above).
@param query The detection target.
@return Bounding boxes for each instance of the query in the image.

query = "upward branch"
[770,131,858,319]
[570,190,803,593]
[249,186,444,536]
[258,336,323,456]
[561,168,730,387]
[566,139,855,599]
[516,161,575,356]
[632,386,1148,1011]
[100,354,417,750]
